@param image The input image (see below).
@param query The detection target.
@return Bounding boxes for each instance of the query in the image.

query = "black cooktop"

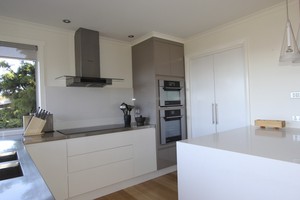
[57,124,126,135]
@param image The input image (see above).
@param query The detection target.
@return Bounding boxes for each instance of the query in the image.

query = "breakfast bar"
[177,126,300,200]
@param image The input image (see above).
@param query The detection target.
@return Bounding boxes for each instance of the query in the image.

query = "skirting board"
[68,165,177,200]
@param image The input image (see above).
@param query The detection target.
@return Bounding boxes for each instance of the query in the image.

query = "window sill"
[0,128,23,137]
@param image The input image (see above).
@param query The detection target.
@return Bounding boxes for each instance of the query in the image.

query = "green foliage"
[0,60,36,129]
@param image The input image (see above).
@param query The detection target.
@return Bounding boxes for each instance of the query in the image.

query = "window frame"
[0,37,45,135]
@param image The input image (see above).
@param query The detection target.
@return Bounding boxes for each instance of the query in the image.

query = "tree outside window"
[0,58,36,129]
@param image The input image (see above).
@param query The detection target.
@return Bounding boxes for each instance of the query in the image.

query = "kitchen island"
[177,126,300,200]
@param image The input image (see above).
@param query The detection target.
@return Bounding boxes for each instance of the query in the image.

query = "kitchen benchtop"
[180,126,300,165]
[0,124,154,199]
[23,124,154,145]
[0,134,54,200]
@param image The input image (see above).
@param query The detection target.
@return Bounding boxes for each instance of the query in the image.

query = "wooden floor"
[95,172,178,200]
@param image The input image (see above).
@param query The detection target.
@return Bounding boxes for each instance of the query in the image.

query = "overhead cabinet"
[154,38,185,77]
[189,47,248,138]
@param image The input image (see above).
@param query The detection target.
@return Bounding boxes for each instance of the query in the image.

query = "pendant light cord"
[286,0,289,20]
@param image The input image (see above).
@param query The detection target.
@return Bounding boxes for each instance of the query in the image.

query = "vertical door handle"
[215,104,218,124]
[212,103,215,124]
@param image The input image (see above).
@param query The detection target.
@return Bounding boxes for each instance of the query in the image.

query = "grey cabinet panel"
[153,38,185,77]
[154,41,171,76]
[132,39,156,125]
[132,37,185,170]
[170,44,185,76]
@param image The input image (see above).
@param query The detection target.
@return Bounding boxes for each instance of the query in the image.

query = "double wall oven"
[158,79,186,146]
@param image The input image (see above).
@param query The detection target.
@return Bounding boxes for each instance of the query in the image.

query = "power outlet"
[292,116,300,121]
[291,92,300,99]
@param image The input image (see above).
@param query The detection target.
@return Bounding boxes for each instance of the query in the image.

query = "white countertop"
[181,126,300,165]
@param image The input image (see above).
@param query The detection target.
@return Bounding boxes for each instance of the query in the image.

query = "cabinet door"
[154,40,184,77]
[132,128,157,176]
[26,140,68,200]
[170,44,185,77]
[154,41,171,75]
[214,47,248,132]
[67,128,157,197]
[190,55,216,138]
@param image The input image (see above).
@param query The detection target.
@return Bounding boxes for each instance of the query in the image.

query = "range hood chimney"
[58,28,121,87]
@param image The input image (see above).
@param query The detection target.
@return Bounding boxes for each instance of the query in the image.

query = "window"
[0,41,37,130]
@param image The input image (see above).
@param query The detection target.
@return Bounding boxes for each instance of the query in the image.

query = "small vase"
[124,115,131,127]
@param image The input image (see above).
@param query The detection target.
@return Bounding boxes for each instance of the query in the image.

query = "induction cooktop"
[57,124,125,135]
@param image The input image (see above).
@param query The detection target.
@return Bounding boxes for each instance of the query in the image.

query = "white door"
[213,47,248,132]
[189,47,248,138]
[190,55,216,138]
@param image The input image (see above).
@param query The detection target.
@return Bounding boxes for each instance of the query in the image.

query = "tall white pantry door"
[189,47,248,138]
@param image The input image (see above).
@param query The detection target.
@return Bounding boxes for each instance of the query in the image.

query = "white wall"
[184,1,300,129]
[0,16,133,129]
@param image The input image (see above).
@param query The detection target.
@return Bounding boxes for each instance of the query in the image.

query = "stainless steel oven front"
[159,80,184,107]
[159,108,186,145]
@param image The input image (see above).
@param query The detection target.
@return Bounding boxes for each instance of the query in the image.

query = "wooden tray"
[255,119,285,129]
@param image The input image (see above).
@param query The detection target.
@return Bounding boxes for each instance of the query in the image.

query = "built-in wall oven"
[160,108,186,145]
[159,80,184,107]
[157,78,186,169]
[158,79,186,145]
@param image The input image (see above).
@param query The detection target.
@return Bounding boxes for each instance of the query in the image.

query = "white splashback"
[45,86,134,130]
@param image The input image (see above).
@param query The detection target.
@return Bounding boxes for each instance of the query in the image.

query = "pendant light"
[293,0,300,63]
[279,0,300,62]
[296,0,300,46]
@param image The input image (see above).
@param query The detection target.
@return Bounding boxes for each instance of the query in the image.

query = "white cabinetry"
[177,127,300,200]
[132,128,157,176]
[189,47,248,138]
[67,128,157,197]
[26,140,68,200]
[26,128,156,199]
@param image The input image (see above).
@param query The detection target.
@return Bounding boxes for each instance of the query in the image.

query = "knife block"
[23,115,33,130]
[23,116,46,136]
[42,114,54,133]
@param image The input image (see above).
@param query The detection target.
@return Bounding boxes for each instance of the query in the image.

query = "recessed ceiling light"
[62,19,71,24]
[128,35,134,38]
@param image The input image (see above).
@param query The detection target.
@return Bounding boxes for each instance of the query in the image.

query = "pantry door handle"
[212,103,215,124]
[215,103,218,124]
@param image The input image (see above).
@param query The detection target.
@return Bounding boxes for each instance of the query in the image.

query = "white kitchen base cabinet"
[67,128,157,197]
[69,159,134,197]
[26,140,68,200]
[26,127,157,200]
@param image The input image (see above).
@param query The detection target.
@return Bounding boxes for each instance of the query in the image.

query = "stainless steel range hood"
[57,28,122,87]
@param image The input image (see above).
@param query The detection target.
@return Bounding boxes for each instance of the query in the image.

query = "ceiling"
[0,0,284,42]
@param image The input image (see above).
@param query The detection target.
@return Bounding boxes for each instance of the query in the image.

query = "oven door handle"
[163,115,183,120]
[162,87,183,91]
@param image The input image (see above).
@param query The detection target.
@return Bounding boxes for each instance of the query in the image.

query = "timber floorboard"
[95,172,178,200]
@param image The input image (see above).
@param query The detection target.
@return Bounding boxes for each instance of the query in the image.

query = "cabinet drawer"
[68,145,133,173]
[67,131,134,156]
[68,159,134,197]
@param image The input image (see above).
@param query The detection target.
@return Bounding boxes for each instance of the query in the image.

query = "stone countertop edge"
[179,126,300,165]
[23,124,156,145]
[0,124,155,200]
